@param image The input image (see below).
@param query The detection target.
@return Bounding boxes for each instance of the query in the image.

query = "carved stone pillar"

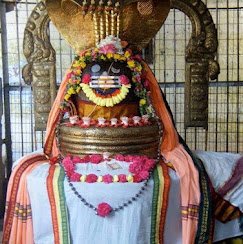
[22,1,56,131]
[171,0,220,129]
[31,62,56,129]
[185,61,209,127]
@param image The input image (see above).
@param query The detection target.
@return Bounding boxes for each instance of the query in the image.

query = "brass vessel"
[59,121,160,158]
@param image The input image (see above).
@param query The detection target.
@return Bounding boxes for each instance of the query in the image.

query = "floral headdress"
[63,36,151,115]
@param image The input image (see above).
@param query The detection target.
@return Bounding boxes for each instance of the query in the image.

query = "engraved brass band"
[59,122,160,158]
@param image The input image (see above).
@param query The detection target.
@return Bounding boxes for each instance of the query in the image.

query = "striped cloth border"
[214,193,242,223]
[181,204,199,220]
[180,139,214,244]
[47,164,70,244]
[150,162,170,244]
[2,154,47,243]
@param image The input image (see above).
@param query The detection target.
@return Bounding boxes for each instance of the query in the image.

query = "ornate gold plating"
[59,122,160,158]
[23,0,220,130]
[46,0,171,52]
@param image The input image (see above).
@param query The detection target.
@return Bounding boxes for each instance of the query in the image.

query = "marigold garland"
[62,36,152,114]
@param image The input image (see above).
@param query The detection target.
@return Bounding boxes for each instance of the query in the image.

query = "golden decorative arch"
[22,0,219,130]
[46,0,171,52]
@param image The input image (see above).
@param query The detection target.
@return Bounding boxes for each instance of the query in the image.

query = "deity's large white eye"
[91,64,101,73]
[111,66,120,74]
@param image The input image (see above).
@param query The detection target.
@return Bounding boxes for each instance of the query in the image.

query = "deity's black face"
[78,60,138,104]
[83,61,132,78]
[82,61,132,94]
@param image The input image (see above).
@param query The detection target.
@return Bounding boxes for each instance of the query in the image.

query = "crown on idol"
[46,0,171,52]
[61,0,122,44]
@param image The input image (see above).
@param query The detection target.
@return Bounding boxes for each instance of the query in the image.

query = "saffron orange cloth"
[44,72,70,157]
[76,99,139,119]
[2,153,46,244]
[144,63,200,243]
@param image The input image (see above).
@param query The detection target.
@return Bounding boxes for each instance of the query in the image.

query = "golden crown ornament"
[46,0,171,52]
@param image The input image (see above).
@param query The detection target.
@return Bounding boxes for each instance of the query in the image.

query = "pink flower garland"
[62,154,156,184]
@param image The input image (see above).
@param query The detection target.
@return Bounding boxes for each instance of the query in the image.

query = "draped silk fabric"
[144,64,200,243]
[76,100,139,119]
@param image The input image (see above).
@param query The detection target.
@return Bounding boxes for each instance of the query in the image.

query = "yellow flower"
[100,99,106,107]
[79,57,85,62]
[80,175,86,182]
[100,55,106,60]
[127,60,135,68]
[105,98,114,107]
[85,51,91,57]
[124,50,131,58]
[72,61,79,68]
[139,99,146,106]
[107,52,114,59]
[67,87,75,95]
[64,94,70,101]
[76,86,81,93]
[135,65,142,72]
[112,95,120,105]
[114,53,121,60]
[74,69,81,76]
[127,174,133,182]
[80,62,86,69]
[120,56,127,61]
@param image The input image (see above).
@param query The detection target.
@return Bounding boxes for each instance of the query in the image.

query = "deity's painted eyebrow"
[107,62,122,75]
[107,61,114,75]
[111,66,120,74]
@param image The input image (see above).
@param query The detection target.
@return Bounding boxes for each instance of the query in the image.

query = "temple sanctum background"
[0,0,242,219]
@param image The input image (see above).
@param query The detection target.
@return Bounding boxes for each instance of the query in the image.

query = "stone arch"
[171,0,220,128]
[22,1,56,130]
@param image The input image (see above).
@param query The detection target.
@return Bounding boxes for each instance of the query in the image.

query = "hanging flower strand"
[62,154,156,184]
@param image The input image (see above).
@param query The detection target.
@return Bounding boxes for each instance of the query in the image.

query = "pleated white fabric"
[23,152,243,244]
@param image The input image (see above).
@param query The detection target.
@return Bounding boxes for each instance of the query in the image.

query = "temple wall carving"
[22,1,56,130]
[171,0,219,128]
